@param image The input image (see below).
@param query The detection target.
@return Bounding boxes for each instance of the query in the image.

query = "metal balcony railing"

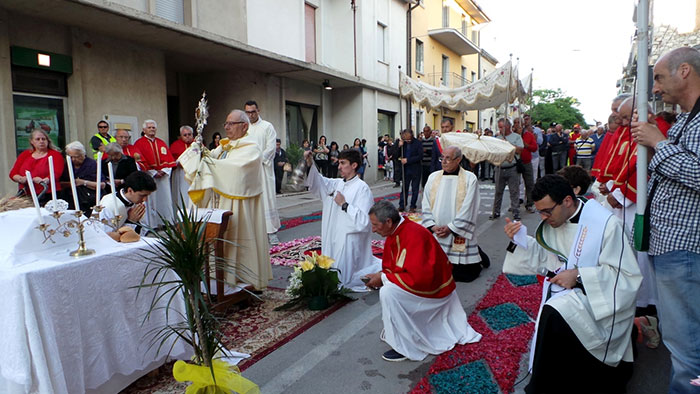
[419,72,472,89]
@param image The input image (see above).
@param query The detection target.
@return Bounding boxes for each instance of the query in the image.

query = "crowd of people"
[8,46,700,393]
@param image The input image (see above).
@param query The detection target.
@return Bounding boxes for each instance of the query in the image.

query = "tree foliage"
[528,89,588,129]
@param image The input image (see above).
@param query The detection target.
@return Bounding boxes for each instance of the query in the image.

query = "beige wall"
[69,29,168,145]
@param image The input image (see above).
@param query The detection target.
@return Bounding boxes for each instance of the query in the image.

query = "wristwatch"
[341,202,349,212]
[655,139,669,151]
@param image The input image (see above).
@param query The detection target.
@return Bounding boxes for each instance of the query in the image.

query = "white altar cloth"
[0,223,189,393]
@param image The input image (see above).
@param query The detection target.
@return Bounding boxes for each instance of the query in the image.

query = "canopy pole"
[634,0,649,250]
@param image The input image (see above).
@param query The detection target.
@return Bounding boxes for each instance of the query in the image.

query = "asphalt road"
[244,180,671,394]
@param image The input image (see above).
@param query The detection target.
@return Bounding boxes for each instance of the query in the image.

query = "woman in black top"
[328,141,340,178]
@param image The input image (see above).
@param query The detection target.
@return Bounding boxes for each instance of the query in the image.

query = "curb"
[276,181,399,211]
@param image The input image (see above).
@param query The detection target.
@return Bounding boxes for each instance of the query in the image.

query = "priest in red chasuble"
[364,200,481,362]
[133,119,176,227]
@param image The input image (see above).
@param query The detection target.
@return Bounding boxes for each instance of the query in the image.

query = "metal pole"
[398,66,407,208]
[634,0,649,250]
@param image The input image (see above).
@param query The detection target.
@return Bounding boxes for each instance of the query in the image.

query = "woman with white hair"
[60,141,105,215]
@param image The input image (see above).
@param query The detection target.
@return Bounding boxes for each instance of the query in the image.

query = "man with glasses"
[180,109,272,291]
[114,128,144,170]
[422,146,488,282]
[502,175,641,394]
[244,100,281,245]
[90,120,116,159]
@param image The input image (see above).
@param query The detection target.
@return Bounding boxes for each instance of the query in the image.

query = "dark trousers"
[393,159,402,185]
[274,169,284,194]
[421,165,432,188]
[525,306,633,394]
[399,170,420,209]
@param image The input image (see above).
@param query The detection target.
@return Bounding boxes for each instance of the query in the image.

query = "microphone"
[537,266,557,279]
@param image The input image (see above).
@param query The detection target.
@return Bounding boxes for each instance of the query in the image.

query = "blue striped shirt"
[648,111,700,255]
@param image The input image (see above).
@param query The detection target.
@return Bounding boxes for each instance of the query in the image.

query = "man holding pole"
[632,46,700,394]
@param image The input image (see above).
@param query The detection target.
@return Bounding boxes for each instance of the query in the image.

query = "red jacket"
[520,131,538,164]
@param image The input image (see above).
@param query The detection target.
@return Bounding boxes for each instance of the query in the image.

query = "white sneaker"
[268,233,280,245]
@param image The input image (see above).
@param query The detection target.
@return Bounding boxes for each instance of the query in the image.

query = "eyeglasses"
[98,125,109,129]
[440,156,458,163]
[536,202,560,217]
[223,121,246,127]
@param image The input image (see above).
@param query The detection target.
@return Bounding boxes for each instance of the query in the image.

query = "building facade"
[408,0,490,132]
[0,0,408,194]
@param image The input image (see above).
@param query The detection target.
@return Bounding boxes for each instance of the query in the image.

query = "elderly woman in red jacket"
[9,129,64,204]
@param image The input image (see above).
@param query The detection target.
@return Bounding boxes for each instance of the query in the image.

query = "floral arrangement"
[275,251,351,311]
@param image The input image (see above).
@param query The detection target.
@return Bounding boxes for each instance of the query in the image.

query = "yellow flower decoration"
[316,255,335,269]
[300,259,314,272]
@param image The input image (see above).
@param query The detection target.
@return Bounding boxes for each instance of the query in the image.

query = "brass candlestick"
[39,205,122,258]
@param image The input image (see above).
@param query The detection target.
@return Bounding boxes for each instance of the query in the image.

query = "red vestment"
[9,149,65,194]
[122,144,145,171]
[568,131,580,164]
[590,126,628,183]
[590,130,617,180]
[381,219,455,298]
[610,117,671,203]
[133,136,176,171]
[169,139,191,161]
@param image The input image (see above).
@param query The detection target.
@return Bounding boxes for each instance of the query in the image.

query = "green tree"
[528,89,587,129]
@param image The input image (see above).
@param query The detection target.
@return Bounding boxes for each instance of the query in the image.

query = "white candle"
[66,154,80,211]
[95,152,102,206]
[48,156,57,207]
[107,162,118,217]
[25,170,44,225]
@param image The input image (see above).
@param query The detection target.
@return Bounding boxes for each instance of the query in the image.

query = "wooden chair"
[201,210,254,311]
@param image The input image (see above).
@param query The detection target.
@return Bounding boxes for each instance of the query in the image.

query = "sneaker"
[268,233,280,246]
[489,213,500,220]
[639,315,660,349]
[382,349,407,362]
[526,206,536,213]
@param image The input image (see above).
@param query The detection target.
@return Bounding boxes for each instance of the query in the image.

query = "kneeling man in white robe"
[422,146,487,282]
[502,175,641,394]
[364,200,482,362]
[304,149,380,291]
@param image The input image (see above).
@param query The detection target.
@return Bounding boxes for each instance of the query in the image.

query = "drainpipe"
[351,0,358,77]
[406,0,420,131]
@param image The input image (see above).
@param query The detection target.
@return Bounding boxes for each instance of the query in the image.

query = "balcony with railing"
[419,72,472,89]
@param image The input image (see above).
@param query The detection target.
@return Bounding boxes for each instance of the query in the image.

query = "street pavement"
[244,179,671,393]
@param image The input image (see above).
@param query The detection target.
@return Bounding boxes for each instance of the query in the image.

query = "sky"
[477,0,696,125]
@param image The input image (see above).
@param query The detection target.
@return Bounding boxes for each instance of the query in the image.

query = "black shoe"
[394,183,401,188]
[519,198,524,205]
[382,349,407,362]
[398,207,405,212]
[489,213,500,220]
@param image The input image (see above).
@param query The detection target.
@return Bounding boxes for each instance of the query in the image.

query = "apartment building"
[408,0,491,131]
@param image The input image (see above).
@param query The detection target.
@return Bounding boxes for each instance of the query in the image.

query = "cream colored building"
[408,0,492,132]
[0,0,409,194]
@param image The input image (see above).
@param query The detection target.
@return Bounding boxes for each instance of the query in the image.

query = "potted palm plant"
[136,205,259,394]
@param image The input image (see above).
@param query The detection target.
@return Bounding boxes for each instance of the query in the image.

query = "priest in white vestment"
[502,175,641,394]
[422,146,485,282]
[244,101,281,245]
[180,110,272,290]
[365,200,481,362]
[99,171,156,234]
[304,149,380,291]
